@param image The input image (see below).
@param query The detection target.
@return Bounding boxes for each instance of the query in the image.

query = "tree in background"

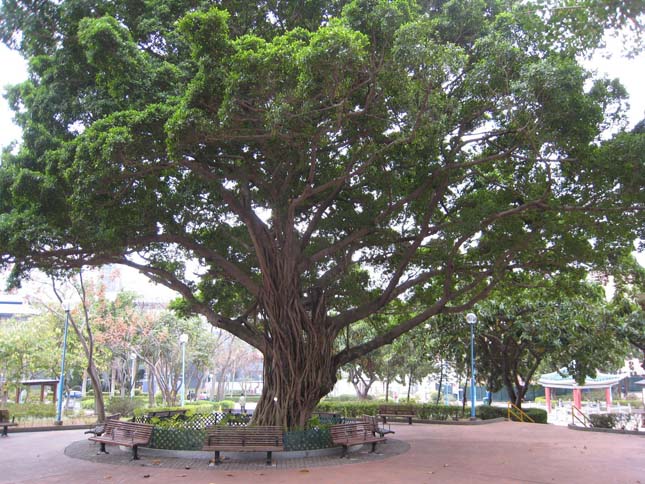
[0,313,74,404]
[610,254,645,370]
[1,0,643,427]
[431,277,627,408]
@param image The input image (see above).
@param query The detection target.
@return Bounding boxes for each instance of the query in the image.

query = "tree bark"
[147,364,156,407]
[251,267,338,428]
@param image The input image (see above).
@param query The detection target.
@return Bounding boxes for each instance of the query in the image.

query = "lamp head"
[179,333,189,344]
[466,313,477,325]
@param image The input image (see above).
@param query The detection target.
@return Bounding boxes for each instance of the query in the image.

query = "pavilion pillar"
[573,388,582,410]
[40,384,46,403]
[545,387,551,413]
[605,387,612,411]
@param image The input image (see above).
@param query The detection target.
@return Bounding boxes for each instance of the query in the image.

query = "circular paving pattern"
[65,438,410,471]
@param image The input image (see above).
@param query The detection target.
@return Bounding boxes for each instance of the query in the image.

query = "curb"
[567,424,645,437]
[8,424,90,433]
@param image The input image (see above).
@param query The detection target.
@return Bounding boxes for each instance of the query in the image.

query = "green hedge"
[589,413,641,430]
[314,401,467,421]
[315,401,547,424]
[476,405,507,420]
[2,402,56,418]
[486,405,547,423]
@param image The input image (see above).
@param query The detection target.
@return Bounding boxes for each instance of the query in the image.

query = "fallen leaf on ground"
[299,469,310,473]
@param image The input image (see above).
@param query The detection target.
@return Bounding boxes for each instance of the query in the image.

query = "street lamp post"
[55,301,71,425]
[466,312,477,420]
[179,333,188,406]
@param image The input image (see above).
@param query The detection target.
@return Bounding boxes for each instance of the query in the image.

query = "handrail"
[571,406,592,428]
[507,402,535,423]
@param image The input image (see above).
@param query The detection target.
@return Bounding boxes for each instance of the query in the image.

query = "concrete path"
[1,421,644,483]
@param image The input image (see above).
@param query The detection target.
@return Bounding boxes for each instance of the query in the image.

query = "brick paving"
[1,421,645,483]
[65,436,409,470]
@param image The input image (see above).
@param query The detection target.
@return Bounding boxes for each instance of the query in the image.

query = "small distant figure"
[239,393,246,414]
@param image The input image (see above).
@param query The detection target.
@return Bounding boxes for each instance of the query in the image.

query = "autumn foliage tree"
[1,1,643,427]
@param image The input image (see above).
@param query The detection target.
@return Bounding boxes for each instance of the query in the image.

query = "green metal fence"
[142,411,333,451]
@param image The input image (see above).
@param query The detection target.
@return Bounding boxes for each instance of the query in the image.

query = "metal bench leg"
[132,445,140,460]
[339,445,348,458]
[1,425,8,437]
[98,442,109,455]
[214,450,221,465]
[266,451,272,466]
[408,417,412,424]
[370,442,377,453]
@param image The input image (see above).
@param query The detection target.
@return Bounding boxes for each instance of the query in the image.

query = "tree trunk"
[462,380,468,413]
[81,369,88,397]
[385,379,390,402]
[148,364,156,407]
[253,346,337,428]
[406,372,412,402]
[110,364,117,397]
[251,275,338,428]
[88,360,105,421]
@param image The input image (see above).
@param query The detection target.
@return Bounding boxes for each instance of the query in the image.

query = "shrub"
[315,400,381,417]
[106,397,144,417]
[589,413,618,429]
[417,404,464,421]
[612,399,643,409]
[4,402,56,419]
[475,405,547,423]
[476,405,506,420]
[522,408,548,424]
[589,413,641,430]
[217,400,236,411]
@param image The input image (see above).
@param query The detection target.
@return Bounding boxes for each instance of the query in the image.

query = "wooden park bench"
[0,409,17,437]
[361,414,395,438]
[378,404,416,425]
[202,426,284,466]
[330,422,386,458]
[88,420,153,460]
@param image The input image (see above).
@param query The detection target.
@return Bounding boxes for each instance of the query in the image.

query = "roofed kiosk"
[537,369,623,412]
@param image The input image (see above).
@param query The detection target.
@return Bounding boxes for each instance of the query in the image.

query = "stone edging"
[567,424,645,437]
[420,417,507,425]
[9,417,506,434]
[10,424,90,433]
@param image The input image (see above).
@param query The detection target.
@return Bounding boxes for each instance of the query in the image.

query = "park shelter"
[537,369,623,412]
[17,379,59,405]
[636,379,645,405]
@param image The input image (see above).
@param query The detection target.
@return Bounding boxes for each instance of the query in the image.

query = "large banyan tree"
[0,0,643,427]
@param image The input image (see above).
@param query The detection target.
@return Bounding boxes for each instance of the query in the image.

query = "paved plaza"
[0,421,644,483]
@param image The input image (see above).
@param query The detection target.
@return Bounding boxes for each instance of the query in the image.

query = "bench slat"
[202,426,284,465]
[88,421,153,459]
[378,405,416,424]
[330,422,386,458]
